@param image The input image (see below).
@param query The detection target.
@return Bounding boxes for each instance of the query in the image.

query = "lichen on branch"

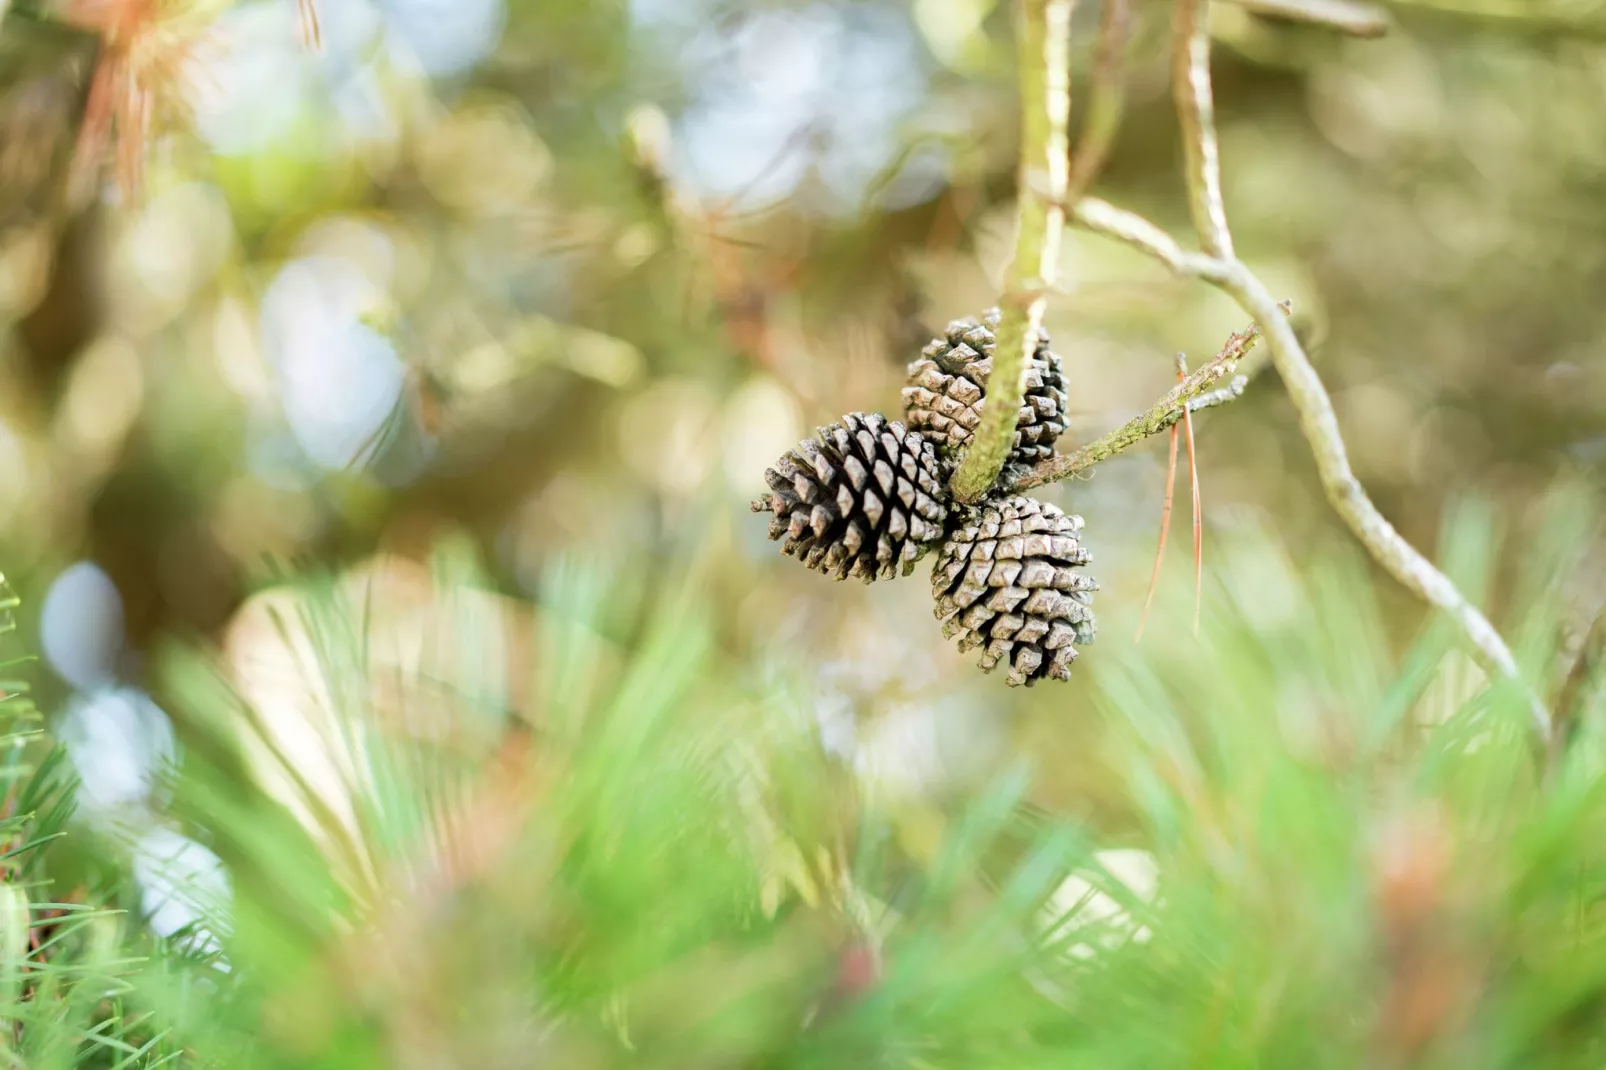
[1006,319,1267,493]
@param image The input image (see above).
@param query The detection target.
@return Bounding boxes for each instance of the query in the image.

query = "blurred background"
[2,1,1606,1061]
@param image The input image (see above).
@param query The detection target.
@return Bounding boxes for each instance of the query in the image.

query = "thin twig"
[999,0,1546,744]
[1225,0,1390,36]
[949,0,1075,504]
[1006,319,1266,491]
[1065,0,1131,204]
[1172,0,1234,259]
[1067,197,1228,278]
[1188,376,1249,412]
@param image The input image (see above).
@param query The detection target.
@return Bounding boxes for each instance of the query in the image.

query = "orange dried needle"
[70,42,120,199]
[1134,415,1180,643]
[1180,358,1202,637]
[62,0,208,201]
[1136,353,1204,642]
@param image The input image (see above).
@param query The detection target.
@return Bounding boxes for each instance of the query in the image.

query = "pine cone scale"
[861,490,883,528]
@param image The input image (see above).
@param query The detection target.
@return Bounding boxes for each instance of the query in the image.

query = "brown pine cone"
[752,412,950,583]
[901,308,1068,481]
[931,495,1097,685]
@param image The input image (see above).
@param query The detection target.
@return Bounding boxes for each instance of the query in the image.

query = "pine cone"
[931,495,1097,686]
[752,413,950,583]
[901,308,1068,479]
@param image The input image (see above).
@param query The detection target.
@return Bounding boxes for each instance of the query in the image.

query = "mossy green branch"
[948,0,1074,504]
[1005,319,1266,493]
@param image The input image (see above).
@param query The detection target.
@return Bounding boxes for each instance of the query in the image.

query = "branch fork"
[1006,317,1271,494]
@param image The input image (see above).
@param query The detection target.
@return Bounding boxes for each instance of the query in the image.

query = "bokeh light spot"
[261,255,408,472]
[40,562,125,690]
[58,687,176,817]
[382,0,507,78]
[132,826,230,951]
[56,334,145,467]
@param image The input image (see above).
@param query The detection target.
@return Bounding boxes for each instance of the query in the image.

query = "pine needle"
[1134,422,1179,643]
[1180,354,1202,637]
[1138,354,1204,641]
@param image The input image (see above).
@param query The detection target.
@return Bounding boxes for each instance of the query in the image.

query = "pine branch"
[1067,197,1228,277]
[948,0,1074,504]
[1005,319,1266,492]
[1172,0,1233,261]
[1040,2,1553,745]
[1067,207,1551,745]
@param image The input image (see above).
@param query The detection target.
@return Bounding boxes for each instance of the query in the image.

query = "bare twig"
[1188,375,1249,412]
[1225,0,1390,36]
[1171,0,1233,259]
[1068,197,1227,278]
[1065,0,1131,204]
[1007,319,1266,492]
[998,0,1546,743]
[949,0,1074,504]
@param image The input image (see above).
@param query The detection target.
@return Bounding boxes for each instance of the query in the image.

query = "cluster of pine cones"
[751,310,1097,686]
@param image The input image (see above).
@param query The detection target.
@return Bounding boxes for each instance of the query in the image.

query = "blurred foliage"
[9,495,1606,1065]
[0,575,181,1068]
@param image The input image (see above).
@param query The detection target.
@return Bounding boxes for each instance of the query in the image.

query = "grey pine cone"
[752,412,950,583]
[931,495,1097,686]
[901,308,1069,480]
